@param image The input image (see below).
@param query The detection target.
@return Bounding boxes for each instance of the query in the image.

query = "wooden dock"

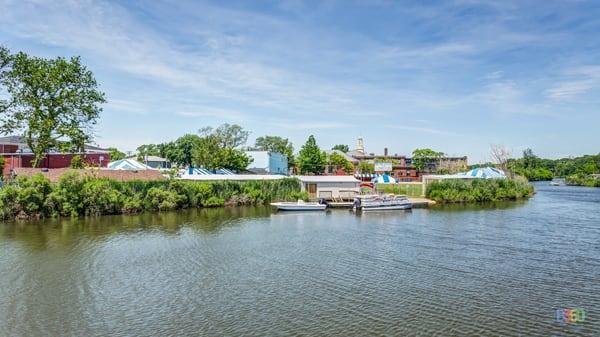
[408,197,436,208]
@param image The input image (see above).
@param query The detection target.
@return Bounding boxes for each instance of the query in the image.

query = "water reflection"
[1,186,599,336]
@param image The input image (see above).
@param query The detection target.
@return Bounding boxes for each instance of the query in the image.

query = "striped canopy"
[184,167,236,175]
[372,174,397,183]
[459,167,506,179]
[107,159,152,170]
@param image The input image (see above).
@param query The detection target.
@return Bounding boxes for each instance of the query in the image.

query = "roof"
[178,174,286,181]
[144,155,168,162]
[11,168,165,183]
[108,159,153,170]
[295,175,360,183]
[0,135,109,153]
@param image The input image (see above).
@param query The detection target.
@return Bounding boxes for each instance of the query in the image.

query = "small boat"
[352,194,412,212]
[270,199,327,211]
[549,181,560,186]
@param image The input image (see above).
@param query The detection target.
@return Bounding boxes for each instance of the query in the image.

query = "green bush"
[0,175,303,220]
[81,178,123,215]
[15,174,53,218]
[426,178,533,203]
[203,196,225,207]
[144,187,183,211]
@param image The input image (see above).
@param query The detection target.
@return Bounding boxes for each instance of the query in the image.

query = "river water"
[1,183,599,336]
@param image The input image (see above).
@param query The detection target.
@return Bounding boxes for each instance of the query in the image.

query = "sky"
[1,0,599,162]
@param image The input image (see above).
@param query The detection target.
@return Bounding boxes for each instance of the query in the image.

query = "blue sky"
[1,0,599,162]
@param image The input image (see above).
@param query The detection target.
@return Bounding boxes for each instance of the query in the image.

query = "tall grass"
[375,183,424,197]
[0,173,305,220]
[426,178,534,203]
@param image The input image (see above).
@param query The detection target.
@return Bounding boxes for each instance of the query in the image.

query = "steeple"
[356,137,365,154]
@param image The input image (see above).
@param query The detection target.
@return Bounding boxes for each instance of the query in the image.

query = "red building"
[1,136,110,177]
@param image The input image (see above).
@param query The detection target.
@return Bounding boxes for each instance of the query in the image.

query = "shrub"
[426,178,533,203]
[203,196,225,207]
[81,178,123,215]
[122,193,144,214]
[15,174,53,218]
[44,172,84,217]
[144,187,182,211]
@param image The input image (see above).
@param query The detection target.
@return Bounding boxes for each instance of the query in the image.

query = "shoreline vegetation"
[426,178,534,204]
[0,173,306,220]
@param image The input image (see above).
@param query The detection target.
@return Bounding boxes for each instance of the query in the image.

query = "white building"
[296,175,360,200]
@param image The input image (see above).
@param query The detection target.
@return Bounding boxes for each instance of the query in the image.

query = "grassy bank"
[565,175,600,187]
[426,178,534,203]
[375,183,424,197]
[0,173,306,220]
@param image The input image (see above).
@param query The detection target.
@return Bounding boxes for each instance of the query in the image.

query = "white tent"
[107,159,152,170]
[372,174,397,183]
[457,167,506,179]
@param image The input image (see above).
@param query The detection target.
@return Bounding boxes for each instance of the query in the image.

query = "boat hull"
[360,204,412,211]
[270,203,327,211]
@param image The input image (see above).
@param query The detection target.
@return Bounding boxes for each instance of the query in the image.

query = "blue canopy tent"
[107,159,152,170]
[458,167,506,179]
[372,174,397,184]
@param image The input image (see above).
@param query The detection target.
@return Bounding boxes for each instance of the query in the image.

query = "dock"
[408,197,436,208]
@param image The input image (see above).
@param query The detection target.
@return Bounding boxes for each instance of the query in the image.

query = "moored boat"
[352,194,412,212]
[270,200,327,211]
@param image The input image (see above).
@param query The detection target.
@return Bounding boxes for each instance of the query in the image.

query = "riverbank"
[425,178,534,203]
[565,174,600,187]
[0,173,306,220]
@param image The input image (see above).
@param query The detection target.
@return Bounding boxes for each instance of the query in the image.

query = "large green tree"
[0,47,106,167]
[254,135,294,167]
[332,144,349,153]
[412,148,444,171]
[328,152,354,174]
[193,124,252,171]
[297,135,326,174]
[107,147,126,161]
[168,134,200,167]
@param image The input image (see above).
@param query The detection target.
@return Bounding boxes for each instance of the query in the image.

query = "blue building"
[245,151,288,175]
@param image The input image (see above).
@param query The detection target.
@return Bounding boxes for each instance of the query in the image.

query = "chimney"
[384,147,388,156]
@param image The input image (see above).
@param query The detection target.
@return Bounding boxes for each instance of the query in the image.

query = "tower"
[356,137,365,154]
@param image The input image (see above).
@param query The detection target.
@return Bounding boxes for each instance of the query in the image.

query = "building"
[143,156,171,169]
[245,151,288,175]
[346,138,467,182]
[0,135,110,177]
[296,175,360,200]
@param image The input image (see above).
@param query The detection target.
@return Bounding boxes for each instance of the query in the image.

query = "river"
[1,183,599,336]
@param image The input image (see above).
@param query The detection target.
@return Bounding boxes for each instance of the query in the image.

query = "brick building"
[0,136,111,177]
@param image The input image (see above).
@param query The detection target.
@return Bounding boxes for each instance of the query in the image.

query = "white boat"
[352,194,412,212]
[270,200,327,211]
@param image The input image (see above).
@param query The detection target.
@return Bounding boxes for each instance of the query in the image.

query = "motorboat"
[270,199,327,211]
[352,194,412,212]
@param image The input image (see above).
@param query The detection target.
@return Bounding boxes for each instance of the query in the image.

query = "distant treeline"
[0,173,305,220]
[477,149,600,184]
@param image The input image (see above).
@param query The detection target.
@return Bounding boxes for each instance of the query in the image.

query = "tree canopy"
[332,144,349,153]
[107,147,126,161]
[192,124,252,171]
[327,152,354,174]
[297,135,326,174]
[411,148,444,171]
[0,47,106,167]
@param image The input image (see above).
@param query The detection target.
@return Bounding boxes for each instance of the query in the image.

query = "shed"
[296,175,360,200]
